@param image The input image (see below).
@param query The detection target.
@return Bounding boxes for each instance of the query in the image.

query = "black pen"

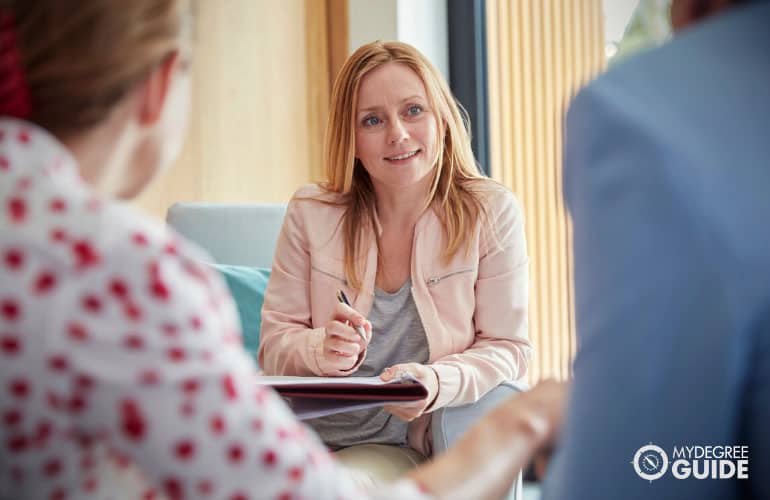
[336,289,367,341]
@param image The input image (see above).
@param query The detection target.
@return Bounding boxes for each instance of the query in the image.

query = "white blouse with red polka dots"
[0,119,431,500]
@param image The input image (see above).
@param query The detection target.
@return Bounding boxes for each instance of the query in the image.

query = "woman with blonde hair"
[260,41,531,483]
[0,2,563,499]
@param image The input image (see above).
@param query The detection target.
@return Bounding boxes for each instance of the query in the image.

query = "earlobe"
[138,51,180,125]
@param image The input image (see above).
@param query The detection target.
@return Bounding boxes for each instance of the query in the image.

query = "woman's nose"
[387,119,408,145]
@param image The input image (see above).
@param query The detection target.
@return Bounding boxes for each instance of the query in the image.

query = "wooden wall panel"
[135,0,348,219]
[326,0,349,83]
[486,0,605,382]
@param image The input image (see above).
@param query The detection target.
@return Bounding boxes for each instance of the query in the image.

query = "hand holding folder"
[257,374,428,420]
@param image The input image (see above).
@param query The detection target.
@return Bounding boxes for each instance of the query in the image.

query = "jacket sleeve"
[258,196,361,376]
[429,190,532,409]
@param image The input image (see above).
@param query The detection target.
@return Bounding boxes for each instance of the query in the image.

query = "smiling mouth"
[385,149,420,161]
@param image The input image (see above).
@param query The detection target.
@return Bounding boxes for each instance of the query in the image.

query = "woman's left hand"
[380,363,439,422]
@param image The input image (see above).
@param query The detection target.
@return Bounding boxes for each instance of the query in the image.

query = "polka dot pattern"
[0,119,391,500]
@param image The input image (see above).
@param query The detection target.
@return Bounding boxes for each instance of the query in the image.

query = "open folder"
[257,375,428,420]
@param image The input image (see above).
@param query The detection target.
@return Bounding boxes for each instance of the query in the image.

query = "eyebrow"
[357,95,426,114]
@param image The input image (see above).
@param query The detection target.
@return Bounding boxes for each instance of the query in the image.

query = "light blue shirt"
[545,2,770,499]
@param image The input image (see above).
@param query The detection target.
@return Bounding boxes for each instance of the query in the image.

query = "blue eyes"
[407,105,423,115]
[361,105,424,127]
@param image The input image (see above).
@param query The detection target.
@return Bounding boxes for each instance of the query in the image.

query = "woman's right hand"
[321,301,371,373]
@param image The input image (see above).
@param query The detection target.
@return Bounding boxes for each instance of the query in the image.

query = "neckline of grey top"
[374,278,412,298]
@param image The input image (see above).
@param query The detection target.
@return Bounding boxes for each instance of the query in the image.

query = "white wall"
[396,0,449,78]
[348,0,398,51]
[348,0,449,80]
[603,0,639,44]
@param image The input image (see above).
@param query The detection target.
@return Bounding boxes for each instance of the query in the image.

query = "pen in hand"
[336,289,368,341]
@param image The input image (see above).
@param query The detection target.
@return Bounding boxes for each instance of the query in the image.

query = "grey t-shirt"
[306,279,430,450]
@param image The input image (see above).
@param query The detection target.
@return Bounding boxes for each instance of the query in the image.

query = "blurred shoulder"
[92,198,216,282]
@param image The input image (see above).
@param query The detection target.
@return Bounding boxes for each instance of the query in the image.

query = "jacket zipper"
[311,265,348,285]
[425,267,475,286]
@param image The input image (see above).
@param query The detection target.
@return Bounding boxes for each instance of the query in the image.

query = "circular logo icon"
[633,444,669,481]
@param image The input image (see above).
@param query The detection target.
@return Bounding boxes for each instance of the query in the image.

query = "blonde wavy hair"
[318,40,495,290]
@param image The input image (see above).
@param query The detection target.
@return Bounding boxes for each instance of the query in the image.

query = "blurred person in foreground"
[544,0,770,498]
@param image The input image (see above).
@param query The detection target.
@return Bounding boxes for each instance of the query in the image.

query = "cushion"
[210,264,270,358]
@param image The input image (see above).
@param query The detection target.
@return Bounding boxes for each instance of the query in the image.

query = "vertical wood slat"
[486,0,605,383]
[487,0,502,186]
[551,0,570,379]
[305,0,351,184]
[305,0,331,184]
[326,0,349,84]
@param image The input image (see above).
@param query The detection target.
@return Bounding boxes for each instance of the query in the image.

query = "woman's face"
[354,62,439,193]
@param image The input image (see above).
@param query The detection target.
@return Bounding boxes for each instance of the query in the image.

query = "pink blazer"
[259,183,531,453]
